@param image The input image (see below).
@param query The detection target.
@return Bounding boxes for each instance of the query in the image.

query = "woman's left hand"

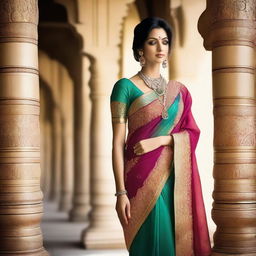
[133,137,163,155]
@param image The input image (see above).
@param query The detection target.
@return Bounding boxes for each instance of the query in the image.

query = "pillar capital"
[198,0,256,50]
[0,0,38,44]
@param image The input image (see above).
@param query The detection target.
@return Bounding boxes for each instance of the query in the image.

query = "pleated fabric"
[129,169,176,256]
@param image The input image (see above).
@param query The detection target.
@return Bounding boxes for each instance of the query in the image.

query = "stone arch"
[39,50,74,210]
[53,0,79,23]
[120,2,140,78]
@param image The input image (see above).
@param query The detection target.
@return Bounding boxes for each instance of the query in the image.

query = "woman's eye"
[148,40,156,45]
[163,40,169,45]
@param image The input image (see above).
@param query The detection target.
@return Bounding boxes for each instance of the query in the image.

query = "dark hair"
[132,17,173,62]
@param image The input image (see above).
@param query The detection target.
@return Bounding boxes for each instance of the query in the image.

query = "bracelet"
[115,190,127,196]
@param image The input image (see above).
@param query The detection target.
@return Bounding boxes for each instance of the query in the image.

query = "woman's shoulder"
[113,77,130,87]
[111,78,132,101]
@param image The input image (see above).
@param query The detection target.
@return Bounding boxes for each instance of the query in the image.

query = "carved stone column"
[48,61,62,202]
[0,0,48,255]
[42,120,52,200]
[59,65,74,212]
[76,0,134,248]
[69,55,91,221]
[198,1,256,255]
[39,84,54,201]
[40,88,46,193]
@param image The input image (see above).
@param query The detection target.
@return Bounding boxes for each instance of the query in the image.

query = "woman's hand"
[115,194,131,226]
[133,136,164,155]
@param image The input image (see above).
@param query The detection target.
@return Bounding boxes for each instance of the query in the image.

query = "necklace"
[138,71,168,119]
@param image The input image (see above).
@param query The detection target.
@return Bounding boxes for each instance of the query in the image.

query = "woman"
[110,17,211,256]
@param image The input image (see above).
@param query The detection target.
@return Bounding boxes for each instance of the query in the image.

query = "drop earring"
[139,51,145,67]
[162,59,168,68]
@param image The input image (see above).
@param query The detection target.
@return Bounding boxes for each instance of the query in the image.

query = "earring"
[139,51,145,67]
[162,59,168,68]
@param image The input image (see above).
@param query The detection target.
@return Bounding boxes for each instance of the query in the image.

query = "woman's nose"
[157,42,163,51]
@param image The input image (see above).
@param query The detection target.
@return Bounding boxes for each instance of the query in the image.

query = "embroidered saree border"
[111,101,127,123]
[128,80,181,117]
[128,91,157,116]
[128,99,162,135]
[172,131,194,256]
[127,81,182,135]
[124,146,172,250]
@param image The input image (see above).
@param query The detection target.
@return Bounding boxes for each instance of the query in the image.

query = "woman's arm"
[112,122,131,226]
[160,135,174,147]
[112,122,126,192]
[133,135,174,155]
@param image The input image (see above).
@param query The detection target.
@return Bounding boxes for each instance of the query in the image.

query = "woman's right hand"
[115,194,131,226]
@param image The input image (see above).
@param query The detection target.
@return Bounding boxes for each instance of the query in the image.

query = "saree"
[111,78,211,256]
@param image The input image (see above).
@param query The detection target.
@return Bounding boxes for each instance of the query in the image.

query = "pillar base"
[82,227,126,249]
[58,193,72,212]
[69,205,91,222]
[0,248,49,256]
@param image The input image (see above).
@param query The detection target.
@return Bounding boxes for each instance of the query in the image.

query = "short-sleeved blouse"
[110,78,144,123]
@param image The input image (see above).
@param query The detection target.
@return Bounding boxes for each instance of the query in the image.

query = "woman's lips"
[156,54,165,57]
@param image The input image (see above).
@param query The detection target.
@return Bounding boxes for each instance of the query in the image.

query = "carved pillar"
[48,61,62,202]
[198,1,256,255]
[0,0,48,255]
[82,54,125,248]
[59,65,74,212]
[69,54,91,221]
[76,0,134,248]
[40,85,54,200]
[43,120,52,200]
[40,88,46,193]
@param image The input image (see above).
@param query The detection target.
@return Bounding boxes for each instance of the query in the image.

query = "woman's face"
[141,28,169,65]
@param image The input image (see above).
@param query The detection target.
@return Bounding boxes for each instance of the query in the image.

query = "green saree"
[129,168,175,256]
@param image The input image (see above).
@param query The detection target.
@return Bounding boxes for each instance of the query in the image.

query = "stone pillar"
[69,55,91,221]
[48,61,62,202]
[0,0,48,255]
[40,84,54,201]
[198,1,256,255]
[43,120,52,200]
[59,65,74,212]
[40,88,46,192]
[82,53,125,249]
[76,0,134,248]
[40,88,47,195]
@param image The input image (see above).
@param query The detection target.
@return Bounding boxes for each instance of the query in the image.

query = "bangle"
[115,190,127,196]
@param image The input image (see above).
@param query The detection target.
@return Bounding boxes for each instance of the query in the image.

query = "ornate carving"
[0,115,40,148]
[214,105,256,147]
[198,0,256,49]
[0,0,38,24]
[211,0,256,21]
[215,116,256,146]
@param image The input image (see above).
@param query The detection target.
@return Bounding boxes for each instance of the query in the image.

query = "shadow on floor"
[42,201,128,256]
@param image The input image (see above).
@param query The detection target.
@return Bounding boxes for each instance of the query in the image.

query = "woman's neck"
[141,64,161,78]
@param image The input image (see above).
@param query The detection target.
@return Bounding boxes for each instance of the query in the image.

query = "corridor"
[42,202,128,256]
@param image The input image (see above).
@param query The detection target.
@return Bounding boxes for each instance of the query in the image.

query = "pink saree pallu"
[123,80,211,256]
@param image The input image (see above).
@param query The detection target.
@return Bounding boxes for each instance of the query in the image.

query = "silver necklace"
[138,71,168,119]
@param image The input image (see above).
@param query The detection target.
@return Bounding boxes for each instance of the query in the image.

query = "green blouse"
[110,78,143,123]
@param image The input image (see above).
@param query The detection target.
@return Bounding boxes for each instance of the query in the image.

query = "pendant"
[162,109,168,119]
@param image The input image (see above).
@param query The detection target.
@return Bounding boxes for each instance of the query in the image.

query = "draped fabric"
[110,78,211,256]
